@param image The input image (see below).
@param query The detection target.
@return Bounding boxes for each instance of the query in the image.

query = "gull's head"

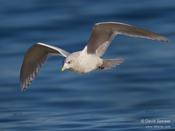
[61,54,76,72]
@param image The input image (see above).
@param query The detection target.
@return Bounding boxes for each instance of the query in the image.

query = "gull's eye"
[67,60,72,64]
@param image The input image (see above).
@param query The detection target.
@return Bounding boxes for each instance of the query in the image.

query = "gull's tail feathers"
[101,58,124,70]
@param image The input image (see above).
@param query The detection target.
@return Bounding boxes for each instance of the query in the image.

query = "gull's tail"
[101,58,124,69]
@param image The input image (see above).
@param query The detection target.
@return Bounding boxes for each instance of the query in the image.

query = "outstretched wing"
[86,22,168,56]
[20,42,70,91]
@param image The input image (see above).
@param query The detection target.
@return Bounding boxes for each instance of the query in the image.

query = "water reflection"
[0,0,175,130]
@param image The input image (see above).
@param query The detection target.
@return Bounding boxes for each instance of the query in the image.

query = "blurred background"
[0,0,175,130]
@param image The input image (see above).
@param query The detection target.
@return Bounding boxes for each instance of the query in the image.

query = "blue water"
[0,0,175,130]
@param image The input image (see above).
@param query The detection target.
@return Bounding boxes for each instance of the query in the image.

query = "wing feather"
[86,22,168,56]
[20,42,70,90]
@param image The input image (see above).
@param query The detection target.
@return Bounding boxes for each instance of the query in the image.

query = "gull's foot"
[98,66,104,70]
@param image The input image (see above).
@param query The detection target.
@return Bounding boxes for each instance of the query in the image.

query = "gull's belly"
[75,54,102,73]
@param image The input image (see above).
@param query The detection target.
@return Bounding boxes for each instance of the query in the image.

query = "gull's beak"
[61,63,68,72]
[61,66,65,72]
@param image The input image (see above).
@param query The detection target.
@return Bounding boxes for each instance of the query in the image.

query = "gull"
[20,22,168,90]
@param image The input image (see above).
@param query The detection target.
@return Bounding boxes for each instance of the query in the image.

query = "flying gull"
[20,22,168,90]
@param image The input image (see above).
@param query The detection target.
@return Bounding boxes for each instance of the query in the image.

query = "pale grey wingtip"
[159,36,169,43]
[20,81,27,92]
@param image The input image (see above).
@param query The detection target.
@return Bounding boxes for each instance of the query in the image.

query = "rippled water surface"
[0,0,175,130]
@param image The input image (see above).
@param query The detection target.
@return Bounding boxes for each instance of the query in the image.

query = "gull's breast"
[76,54,102,73]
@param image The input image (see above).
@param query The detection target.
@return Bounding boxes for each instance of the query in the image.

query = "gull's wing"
[20,42,70,91]
[86,22,168,56]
